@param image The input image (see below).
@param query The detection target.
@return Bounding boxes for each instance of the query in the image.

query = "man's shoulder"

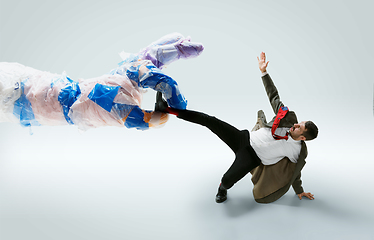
[299,141,308,161]
[286,110,298,122]
[254,109,299,130]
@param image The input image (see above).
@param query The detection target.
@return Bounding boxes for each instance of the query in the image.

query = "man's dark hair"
[303,121,318,141]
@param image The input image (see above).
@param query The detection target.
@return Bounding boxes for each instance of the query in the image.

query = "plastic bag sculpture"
[0,33,204,131]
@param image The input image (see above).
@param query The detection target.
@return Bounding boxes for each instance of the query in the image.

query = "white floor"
[1,111,373,240]
[1,0,374,239]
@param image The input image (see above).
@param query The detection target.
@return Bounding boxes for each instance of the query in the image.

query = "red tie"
[272,106,289,140]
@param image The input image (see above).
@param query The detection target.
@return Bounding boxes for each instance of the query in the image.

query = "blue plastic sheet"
[140,64,187,110]
[124,105,149,130]
[112,103,135,120]
[13,80,41,127]
[88,84,120,112]
[58,77,81,124]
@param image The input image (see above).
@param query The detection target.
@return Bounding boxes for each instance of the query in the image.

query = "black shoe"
[154,91,168,112]
[215,185,227,203]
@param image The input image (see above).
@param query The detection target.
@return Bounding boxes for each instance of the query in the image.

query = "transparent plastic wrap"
[0,33,204,131]
[0,62,24,123]
[134,32,204,69]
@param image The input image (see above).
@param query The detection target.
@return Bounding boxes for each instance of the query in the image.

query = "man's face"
[289,121,307,141]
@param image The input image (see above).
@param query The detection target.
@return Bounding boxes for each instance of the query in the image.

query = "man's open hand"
[297,192,315,200]
[257,52,269,73]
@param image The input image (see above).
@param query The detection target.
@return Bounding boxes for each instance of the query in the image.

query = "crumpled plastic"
[0,33,204,131]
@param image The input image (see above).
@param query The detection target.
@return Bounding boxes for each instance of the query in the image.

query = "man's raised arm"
[257,52,284,114]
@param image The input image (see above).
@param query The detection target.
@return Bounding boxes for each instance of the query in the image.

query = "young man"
[155,52,318,203]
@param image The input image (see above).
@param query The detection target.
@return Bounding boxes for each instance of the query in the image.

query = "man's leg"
[175,109,246,153]
[221,145,261,189]
[155,94,261,202]
[173,109,262,203]
[215,137,261,203]
[155,93,244,152]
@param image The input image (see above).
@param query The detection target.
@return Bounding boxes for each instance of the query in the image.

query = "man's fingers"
[307,193,314,200]
[298,192,315,200]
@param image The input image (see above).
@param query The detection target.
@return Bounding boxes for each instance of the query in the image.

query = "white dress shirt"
[249,127,302,165]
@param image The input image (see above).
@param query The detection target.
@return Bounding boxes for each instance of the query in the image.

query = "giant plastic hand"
[0,33,204,131]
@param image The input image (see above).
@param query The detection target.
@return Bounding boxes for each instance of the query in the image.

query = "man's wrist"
[261,71,268,77]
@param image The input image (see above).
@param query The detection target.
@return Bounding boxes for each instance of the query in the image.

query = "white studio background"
[1,0,373,240]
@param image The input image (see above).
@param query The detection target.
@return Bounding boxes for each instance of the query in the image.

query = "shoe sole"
[215,197,227,203]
